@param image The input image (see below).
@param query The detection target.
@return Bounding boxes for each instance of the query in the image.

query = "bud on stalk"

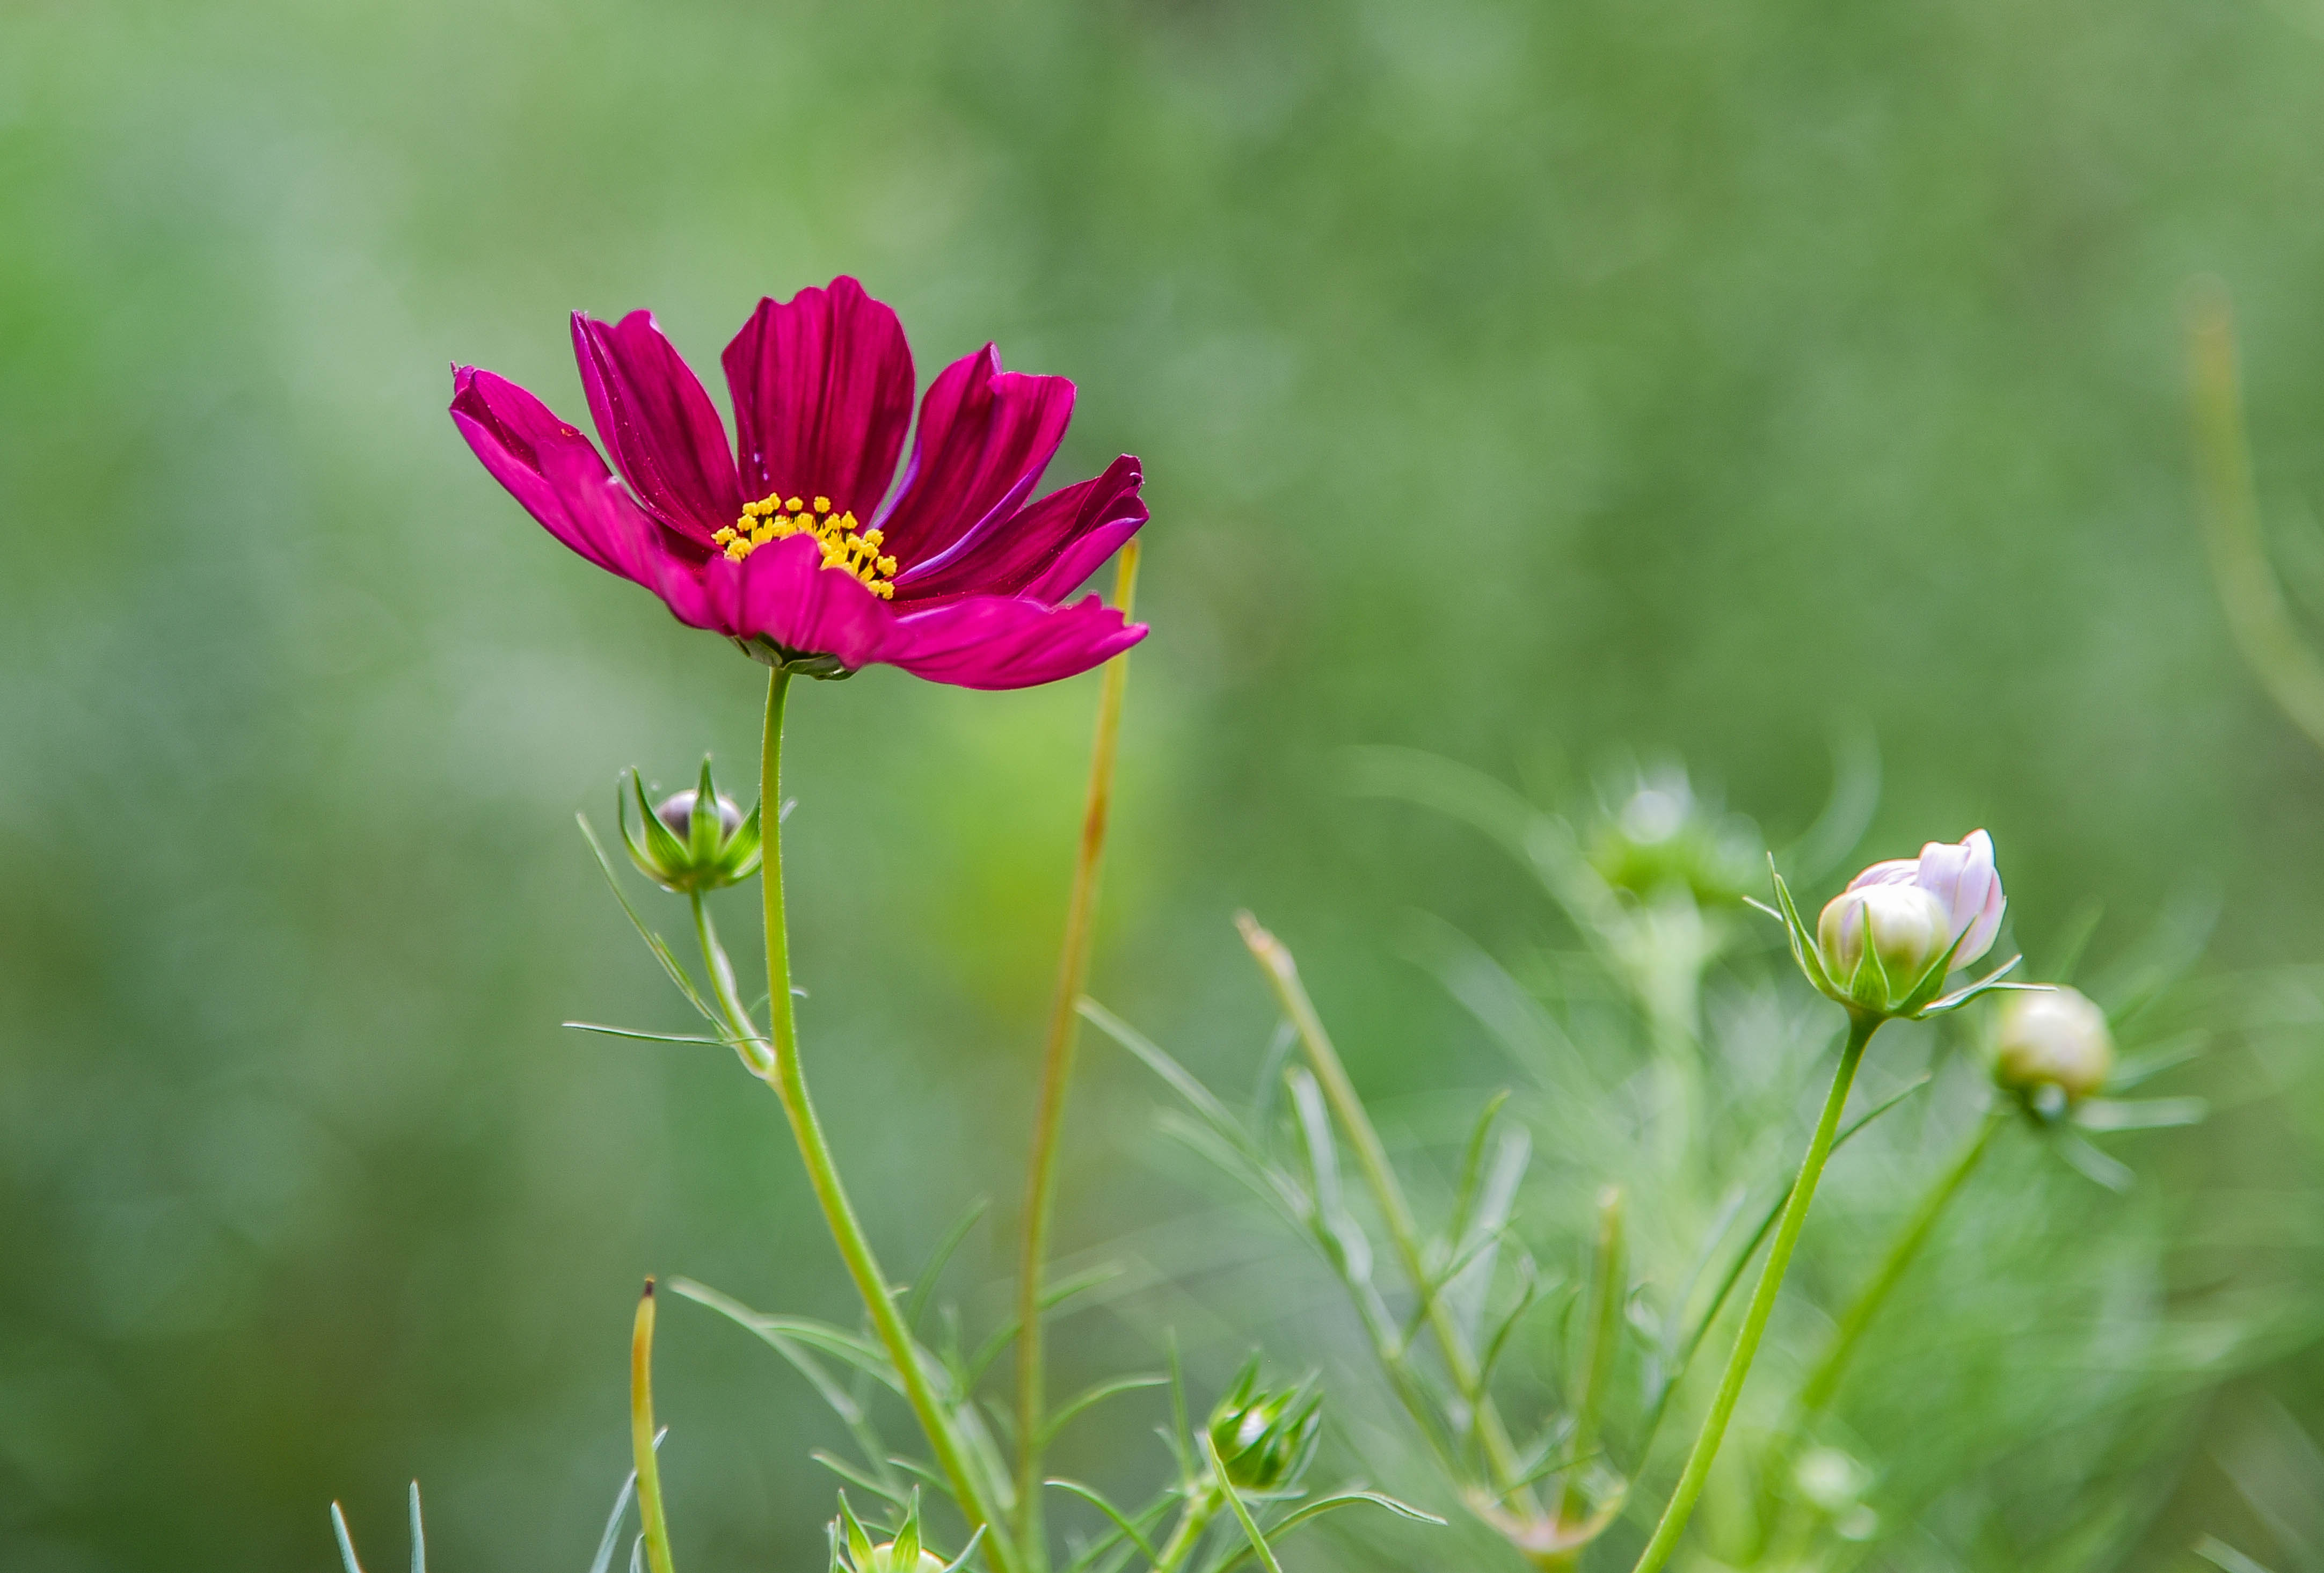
[1207,1359,1323,1493]
[1817,884,1954,993]
[618,758,764,894]
[1993,985,2114,1108]
[1762,829,2030,1022]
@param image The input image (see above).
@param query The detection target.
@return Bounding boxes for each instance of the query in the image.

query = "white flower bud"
[1818,883,1953,993]
[1994,986,2112,1103]
[1846,829,2005,969]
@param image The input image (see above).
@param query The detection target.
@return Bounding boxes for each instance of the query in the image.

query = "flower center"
[713,492,899,600]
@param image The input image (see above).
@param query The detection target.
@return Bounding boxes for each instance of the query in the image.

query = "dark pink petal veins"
[894,455,1146,605]
[571,310,742,540]
[875,346,1076,565]
[883,593,1144,690]
[450,367,699,593]
[721,277,914,523]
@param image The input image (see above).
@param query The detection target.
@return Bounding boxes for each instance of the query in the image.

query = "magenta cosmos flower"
[449,278,1147,689]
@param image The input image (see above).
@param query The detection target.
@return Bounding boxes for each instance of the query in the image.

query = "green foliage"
[1095,761,2320,1568]
[12,0,2324,1568]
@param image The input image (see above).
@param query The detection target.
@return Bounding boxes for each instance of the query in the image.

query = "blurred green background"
[8,0,2324,1567]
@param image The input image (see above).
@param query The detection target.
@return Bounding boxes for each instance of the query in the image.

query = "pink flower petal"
[1845,858,1919,891]
[572,310,742,541]
[885,594,1145,690]
[893,455,1146,605]
[876,346,1075,566]
[450,367,697,593]
[721,276,915,523]
[696,531,898,668]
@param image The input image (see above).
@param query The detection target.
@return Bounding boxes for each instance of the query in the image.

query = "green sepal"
[624,770,691,889]
[688,757,722,864]
[1763,863,1842,1004]
[837,1492,877,1570]
[1774,853,2002,1020]
[1207,1358,1324,1493]
[618,763,762,894]
[1913,958,2041,1019]
[935,1527,986,1573]
[891,1488,921,1569]
[1891,918,1977,1016]
[725,797,766,884]
[1846,901,1893,1013]
[730,635,857,679]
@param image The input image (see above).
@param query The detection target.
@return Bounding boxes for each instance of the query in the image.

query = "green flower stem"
[1627,1012,1878,1573]
[757,668,1018,1573]
[2188,279,2324,755]
[1015,544,1140,1560]
[1553,1186,1627,1543]
[632,1279,676,1573]
[1237,914,1534,1508]
[1755,1105,2004,1541]
[691,892,771,1079]
[1149,1485,1221,1573]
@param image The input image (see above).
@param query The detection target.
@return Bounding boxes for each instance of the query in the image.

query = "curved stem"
[1016,544,1140,1560]
[1627,1012,1878,1573]
[756,668,1017,1573]
[2188,280,2324,755]
[1754,1106,2004,1543]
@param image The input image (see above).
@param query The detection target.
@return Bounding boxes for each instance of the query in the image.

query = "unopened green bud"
[829,1491,948,1573]
[619,759,763,894]
[1816,883,1951,1011]
[1586,770,1760,905]
[1207,1360,1322,1492]
[1993,986,2112,1105]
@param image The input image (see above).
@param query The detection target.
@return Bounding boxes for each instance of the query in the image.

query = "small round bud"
[1207,1371,1322,1493]
[655,788,745,843]
[1994,986,2112,1104]
[1585,769,1761,905]
[863,1543,944,1573]
[618,764,763,895]
[1818,883,1952,994]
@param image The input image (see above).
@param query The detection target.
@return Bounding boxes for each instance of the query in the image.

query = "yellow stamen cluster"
[713,492,900,599]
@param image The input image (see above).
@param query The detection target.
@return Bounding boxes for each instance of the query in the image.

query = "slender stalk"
[756,668,1018,1573]
[1015,544,1141,1558]
[1797,1107,2000,1420]
[632,1279,677,1573]
[1555,1186,1627,1539]
[1149,1494,1219,1573]
[1627,1013,1878,1573]
[692,892,771,1078]
[1236,914,1534,1505]
[2187,279,2324,755]
[1754,1106,2004,1542]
